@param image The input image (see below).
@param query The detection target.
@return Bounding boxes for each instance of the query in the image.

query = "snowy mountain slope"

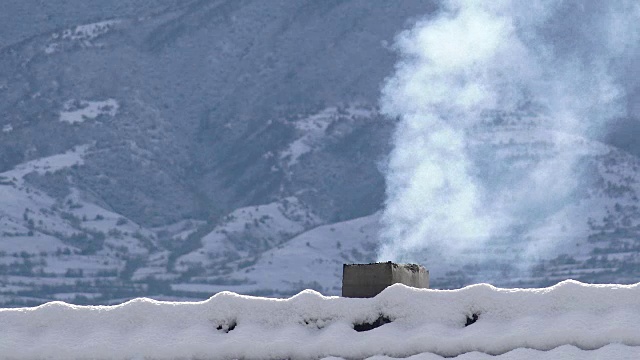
[427,120,640,288]
[171,213,381,297]
[0,145,165,306]
[0,0,431,227]
[174,196,320,273]
[1,0,640,306]
[170,122,640,296]
[0,0,428,305]
[0,1,177,48]
[0,144,157,255]
[3,115,640,305]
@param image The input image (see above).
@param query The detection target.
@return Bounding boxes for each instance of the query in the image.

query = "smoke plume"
[377,0,640,276]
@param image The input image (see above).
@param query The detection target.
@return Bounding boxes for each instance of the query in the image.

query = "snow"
[280,105,375,167]
[0,144,153,293]
[61,21,120,42]
[173,209,373,296]
[3,145,88,180]
[0,232,66,253]
[472,127,610,161]
[0,145,89,244]
[45,20,120,54]
[176,197,319,271]
[2,124,12,133]
[43,43,58,54]
[151,220,205,241]
[361,345,640,360]
[170,176,633,295]
[173,203,608,296]
[239,213,380,294]
[52,293,102,302]
[59,99,119,124]
[0,280,639,359]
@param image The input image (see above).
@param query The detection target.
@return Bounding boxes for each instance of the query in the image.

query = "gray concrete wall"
[342,262,429,298]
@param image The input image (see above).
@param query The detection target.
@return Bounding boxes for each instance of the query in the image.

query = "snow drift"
[1,280,640,359]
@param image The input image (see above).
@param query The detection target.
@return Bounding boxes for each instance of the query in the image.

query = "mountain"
[167,117,640,297]
[0,0,437,226]
[3,108,640,304]
[0,0,434,305]
[1,0,640,306]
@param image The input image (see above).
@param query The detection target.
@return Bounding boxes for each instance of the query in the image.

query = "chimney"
[342,261,429,298]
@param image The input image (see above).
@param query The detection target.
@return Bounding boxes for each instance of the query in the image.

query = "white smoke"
[378,0,640,273]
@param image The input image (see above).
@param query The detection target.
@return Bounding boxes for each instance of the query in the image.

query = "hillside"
[1,0,640,306]
[0,0,431,305]
[3,111,640,304]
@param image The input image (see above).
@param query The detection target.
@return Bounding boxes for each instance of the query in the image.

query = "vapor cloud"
[377,0,640,273]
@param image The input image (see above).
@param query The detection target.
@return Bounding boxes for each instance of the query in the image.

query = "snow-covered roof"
[1,280,639,359]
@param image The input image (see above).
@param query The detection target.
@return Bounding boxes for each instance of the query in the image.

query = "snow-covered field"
[1,280,639,359]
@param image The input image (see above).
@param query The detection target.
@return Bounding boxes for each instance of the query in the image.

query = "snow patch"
[2,124,13,133]
[2,145,89,180]
[43,43,59,54]
[45,20,120,54]
[61,21,120,42]
[280,105,375,167]
[59,99,118,124]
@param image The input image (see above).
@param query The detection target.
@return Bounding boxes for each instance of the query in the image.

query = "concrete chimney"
[342,262,429,298]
